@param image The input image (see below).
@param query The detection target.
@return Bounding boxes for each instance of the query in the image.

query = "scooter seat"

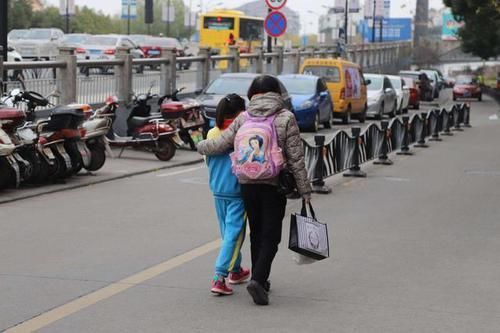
[128,116,160,128]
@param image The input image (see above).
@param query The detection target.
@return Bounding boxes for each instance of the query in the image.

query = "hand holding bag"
[289,200,330,261]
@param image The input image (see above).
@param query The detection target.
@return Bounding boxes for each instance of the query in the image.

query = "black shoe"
[247,280,269,305]
[264,280,271,293]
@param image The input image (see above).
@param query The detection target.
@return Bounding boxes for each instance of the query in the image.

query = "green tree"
[443,0,500,59]
[8,0,33,30]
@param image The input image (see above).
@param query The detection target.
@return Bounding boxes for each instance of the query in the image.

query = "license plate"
[463,91,471,97]
[43,147,55,160]
[148,50,160,55]
[89,49,101,55]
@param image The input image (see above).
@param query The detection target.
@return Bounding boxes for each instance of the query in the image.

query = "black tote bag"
[289,200,330,260]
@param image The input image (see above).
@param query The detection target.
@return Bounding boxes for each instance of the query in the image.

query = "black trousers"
[241,184,287,285]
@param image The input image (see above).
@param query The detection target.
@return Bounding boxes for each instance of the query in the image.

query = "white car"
[6,47,23,80]
[387,75,410,114]
[9,28,64,60]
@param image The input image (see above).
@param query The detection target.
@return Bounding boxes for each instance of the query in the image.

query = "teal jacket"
[206,127,241,199]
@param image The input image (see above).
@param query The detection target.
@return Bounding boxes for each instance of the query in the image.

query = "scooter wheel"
[64,141,83,176]
[155,139,176,161]
[85,146,106,172]
[19,149,41,184]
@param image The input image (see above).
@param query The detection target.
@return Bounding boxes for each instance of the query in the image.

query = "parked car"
[130,35,192,69]
[399,70,433,101]
[61,33,90,49]
[196,73,293,128]
[9,28,64,60]
[387,75,410,114]
[420,69,441,99]
[6,46,23,80]
[402,77,420,109]
[78,35,145,73]
[364,74,397,119]
[453,75,482,101]
[7,29,28,42]
[300,58,368,124]
[278,74,333,132]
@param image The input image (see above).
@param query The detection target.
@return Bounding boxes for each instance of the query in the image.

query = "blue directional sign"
[265,11,287,38]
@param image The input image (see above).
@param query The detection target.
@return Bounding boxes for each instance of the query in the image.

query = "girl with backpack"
[198,75,312,305]
[206,94,251,295]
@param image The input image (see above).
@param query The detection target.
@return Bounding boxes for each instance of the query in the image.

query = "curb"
[0,158,204,206]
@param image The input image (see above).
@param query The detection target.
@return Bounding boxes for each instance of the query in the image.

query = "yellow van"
[300,58,368,123]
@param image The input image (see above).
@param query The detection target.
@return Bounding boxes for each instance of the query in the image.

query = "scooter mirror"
[10,88,21,97]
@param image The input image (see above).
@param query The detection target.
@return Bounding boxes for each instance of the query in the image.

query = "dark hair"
[247,75,282,100]
[215,93,245,129]
[249,135,263,148]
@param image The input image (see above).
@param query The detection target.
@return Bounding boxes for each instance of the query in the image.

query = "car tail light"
[76,47,86,54]
[340,88,345,100]
[104,49,116,55]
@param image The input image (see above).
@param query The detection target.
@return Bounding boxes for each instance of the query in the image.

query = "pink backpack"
[230,112,284,181]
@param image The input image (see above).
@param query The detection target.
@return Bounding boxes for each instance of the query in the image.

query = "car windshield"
[389,78,401,89]
[401,73,420,81]
[150,38,181,48]
[302,66,340,82]
[278,77,315,95]
[24,29,52,40]
[205,77,254,95]
[456,76,477,85]
[130,35,147,45]
[63,35,88,44]
[86,36,118,46]
[365,76,383,90]
[8,30,28,39]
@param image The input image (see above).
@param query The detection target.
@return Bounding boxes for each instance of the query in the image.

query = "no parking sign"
[265,11,287,37]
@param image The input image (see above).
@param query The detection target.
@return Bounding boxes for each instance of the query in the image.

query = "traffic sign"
[264,11,287,38]
[265,0,287,10]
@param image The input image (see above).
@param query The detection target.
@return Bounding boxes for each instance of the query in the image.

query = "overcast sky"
[46,0,445,34]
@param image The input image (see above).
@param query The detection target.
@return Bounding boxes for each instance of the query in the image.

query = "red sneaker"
[228,267,251,285]
[211,277,233,295]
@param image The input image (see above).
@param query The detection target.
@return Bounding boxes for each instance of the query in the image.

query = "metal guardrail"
[303,103,471,193]
[1,42,412,110]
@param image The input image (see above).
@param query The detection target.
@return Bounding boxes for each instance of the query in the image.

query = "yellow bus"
[199,9,264,66]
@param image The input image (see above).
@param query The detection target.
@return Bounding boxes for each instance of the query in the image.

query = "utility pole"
[0,0,7,83]
[127,0,131,35]
[414,0,429,48]
[65,0,70,33]
[371,0,376,43]
[344,0,348,44]
[379,18,383,42]
[167,0,171,37]
[189,0,193,38]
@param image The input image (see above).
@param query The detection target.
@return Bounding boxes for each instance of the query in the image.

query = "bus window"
[240,18,264,41]
[203,17,235,30]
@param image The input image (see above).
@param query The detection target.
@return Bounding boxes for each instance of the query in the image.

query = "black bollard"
[312,135,332,194]
[374,121,393,165]
[429,110,442,141]
[463,103,472,128]
[441,108,453,136]
[414,112,429,148]
[344,127,367,178]
[453,105,464,132]
[396,116,414,155]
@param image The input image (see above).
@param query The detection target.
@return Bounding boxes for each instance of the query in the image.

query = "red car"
[453,75,482,101]
[402,77,420,109]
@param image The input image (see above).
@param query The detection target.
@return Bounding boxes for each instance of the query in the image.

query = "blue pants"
[214,197,246,277]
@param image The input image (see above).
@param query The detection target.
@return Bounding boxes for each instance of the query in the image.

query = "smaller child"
[206,93,250,295]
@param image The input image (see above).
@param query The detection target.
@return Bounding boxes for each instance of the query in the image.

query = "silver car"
[9,28,64,60]
[78,35,145,73]
[365,74,397,119]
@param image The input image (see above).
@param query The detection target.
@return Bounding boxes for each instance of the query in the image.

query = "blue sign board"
[121,0,137,20]
[265,11,287,37]
[360,18,412,42]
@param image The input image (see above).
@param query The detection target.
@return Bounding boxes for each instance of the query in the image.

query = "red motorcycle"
[106,93,178,161]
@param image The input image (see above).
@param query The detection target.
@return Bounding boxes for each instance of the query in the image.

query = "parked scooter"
[107,90,178,161]
[0,115,22,189]
[80,96,117,171]
[157,87,205,150]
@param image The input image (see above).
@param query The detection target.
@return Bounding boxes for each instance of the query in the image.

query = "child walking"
[206,94,250,295]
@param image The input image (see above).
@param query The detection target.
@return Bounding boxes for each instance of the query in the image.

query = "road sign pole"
[267,7,272,63]
[167,0,171,37]
[127,1,131,35]
[344,0,348,44]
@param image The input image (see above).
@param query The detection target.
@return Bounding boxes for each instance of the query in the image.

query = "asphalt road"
[1,94,499,332]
